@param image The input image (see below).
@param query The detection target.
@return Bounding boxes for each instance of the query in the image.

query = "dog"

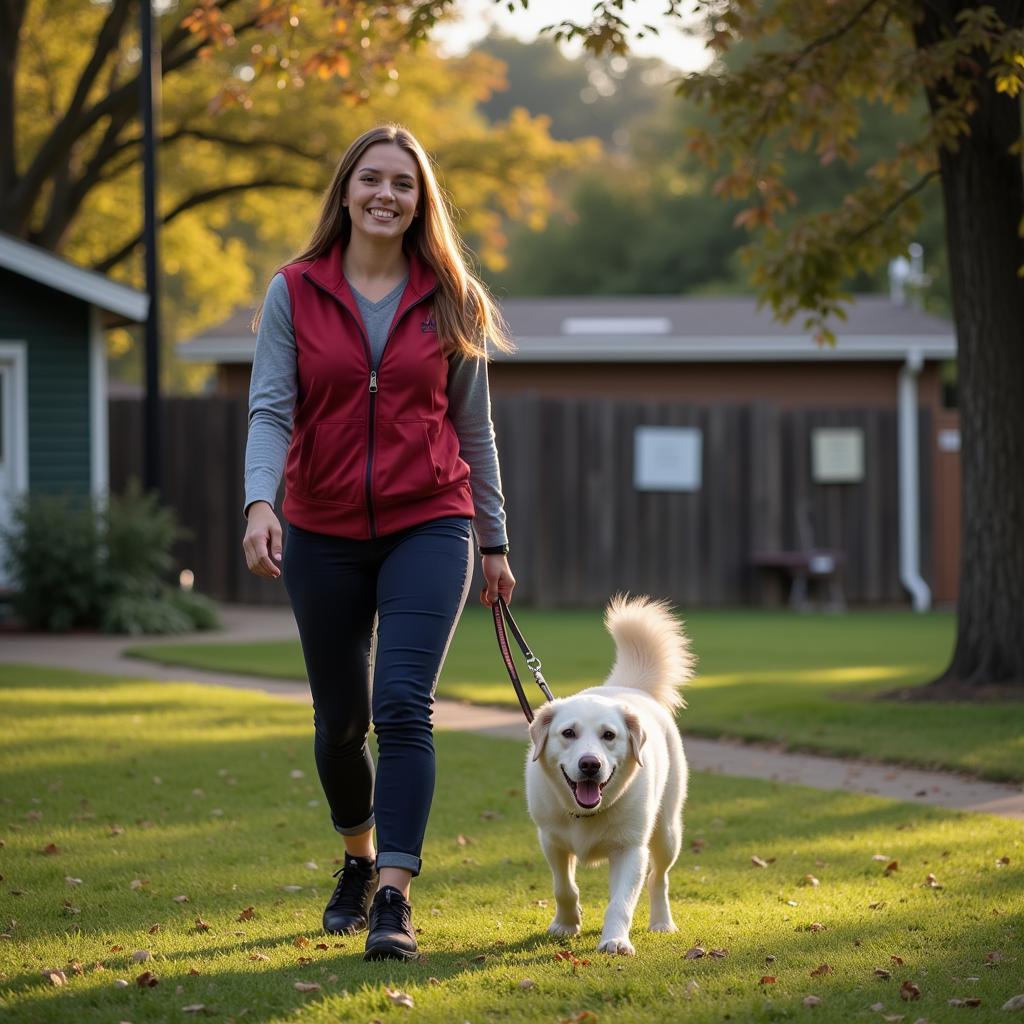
[525,594,694,956]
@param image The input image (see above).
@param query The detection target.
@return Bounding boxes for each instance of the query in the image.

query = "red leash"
[491,596,554,723]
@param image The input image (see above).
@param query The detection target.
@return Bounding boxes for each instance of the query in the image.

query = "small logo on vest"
[421,312,437,333]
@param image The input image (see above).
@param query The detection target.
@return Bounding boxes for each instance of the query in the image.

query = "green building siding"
[0,269,93,496]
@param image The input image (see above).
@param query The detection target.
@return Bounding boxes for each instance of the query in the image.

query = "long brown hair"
[252,124,512,358]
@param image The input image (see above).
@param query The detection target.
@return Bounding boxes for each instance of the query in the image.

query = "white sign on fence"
[811,427,865,483]
[634,426,702,492]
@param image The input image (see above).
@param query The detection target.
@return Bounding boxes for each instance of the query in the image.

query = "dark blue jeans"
[282,516,473,877]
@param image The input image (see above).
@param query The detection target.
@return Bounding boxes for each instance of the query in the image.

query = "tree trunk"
[916,2,1024,697]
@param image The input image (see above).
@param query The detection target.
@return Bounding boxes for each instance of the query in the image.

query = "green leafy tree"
[505,0,1023,696]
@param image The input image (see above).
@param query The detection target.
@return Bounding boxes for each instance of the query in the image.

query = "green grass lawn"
[1,664,1022,1024]
[128,607,1024,782]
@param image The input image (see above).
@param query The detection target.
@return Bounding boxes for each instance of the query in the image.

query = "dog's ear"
[623,709,646,768]
[529,703,556,762]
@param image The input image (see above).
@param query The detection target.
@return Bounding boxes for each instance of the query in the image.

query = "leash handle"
[492,596,554,723]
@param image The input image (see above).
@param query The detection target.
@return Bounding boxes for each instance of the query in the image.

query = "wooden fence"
[109,396,931,608]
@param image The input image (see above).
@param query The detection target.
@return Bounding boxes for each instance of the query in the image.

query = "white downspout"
[898,349,931,611]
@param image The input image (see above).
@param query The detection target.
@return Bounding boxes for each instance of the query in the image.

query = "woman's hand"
[480,554,516,607]
[242,501,283,579]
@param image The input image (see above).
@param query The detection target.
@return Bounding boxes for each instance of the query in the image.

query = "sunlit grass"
[0,665,1022,1023]
[126,608,1024,781]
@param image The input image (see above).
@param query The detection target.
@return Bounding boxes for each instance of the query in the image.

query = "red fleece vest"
[280,244,474,538]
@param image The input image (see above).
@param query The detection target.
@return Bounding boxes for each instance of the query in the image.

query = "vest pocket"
[306,419,366,506]
[374,419,439,504]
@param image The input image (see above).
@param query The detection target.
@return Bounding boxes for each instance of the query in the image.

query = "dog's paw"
[597,936,635,956]
[648,920,677,933]
[547,920,581,938]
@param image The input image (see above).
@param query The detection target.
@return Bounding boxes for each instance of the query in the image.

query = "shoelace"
[373,888,412,934]
[327,858,374,914]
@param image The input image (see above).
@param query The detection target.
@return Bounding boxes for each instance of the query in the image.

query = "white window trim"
[0,340,29,495]
[89,307,109,497]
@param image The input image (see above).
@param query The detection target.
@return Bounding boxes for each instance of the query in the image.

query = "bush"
[0,483,220,634]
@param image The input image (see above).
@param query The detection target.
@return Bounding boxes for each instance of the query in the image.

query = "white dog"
[525,594,694,956]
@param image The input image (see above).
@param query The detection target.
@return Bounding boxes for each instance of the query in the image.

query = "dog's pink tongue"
[575,780,601,808]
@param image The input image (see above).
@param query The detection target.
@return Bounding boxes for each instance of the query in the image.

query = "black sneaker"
[363,885,418,960]
[322,853,377,935]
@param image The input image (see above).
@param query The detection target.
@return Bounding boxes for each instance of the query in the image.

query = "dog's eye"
[561,728,576,739]
[602,731,616,742]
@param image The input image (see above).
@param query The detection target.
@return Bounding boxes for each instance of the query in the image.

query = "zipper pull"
[369,370,378,393]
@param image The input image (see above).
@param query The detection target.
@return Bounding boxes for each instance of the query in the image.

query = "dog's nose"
[578,755,601,777]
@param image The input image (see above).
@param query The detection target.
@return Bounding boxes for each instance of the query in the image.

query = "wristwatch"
[479,544,509,556]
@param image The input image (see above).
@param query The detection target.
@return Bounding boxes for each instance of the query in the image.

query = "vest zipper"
[305,275,437,540]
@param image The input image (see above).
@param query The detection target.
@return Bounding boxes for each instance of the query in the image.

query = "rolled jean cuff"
[334,812,375,837]
[377,851,422,877]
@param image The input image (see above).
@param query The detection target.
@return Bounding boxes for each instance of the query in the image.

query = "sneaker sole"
[363,943,420,962]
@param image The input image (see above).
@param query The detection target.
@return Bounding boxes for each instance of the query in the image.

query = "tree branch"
[0,0,29,204]
[92,178,316,272]
[842,169,940,245]
[101,126,328,167]
[1,0,131,233]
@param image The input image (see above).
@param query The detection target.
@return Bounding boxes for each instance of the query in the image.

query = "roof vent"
[561,317,672,335]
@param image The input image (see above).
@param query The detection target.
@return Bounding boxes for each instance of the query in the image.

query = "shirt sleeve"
[446,353,508,549]
[243,273,296,516]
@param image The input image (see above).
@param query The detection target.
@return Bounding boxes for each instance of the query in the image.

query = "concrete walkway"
[2,605,1022,821]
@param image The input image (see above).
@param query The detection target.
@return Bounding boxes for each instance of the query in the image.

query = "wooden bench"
[750,549,846,611]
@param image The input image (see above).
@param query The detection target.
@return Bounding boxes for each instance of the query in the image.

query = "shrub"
[0,484,220,634]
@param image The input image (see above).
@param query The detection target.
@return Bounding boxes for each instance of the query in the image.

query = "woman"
[242,124,515,961]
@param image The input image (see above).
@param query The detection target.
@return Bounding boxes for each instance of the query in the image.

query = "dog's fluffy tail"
[602,594,694,710]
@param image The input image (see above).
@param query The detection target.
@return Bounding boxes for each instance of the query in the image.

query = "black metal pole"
[140,0,161,495]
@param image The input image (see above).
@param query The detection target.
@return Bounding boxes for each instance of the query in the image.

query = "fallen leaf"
[875,968,893,980]
[803,995,822,1007]
[532,899,549,907]
[40,843,59,855]
[691,838,706,852]
[559,1013,597,1024]
[315,943,328,950]
[131,950,151,962]
[985,950,1007,963]
[808,923,827,932]
[194,919,210,932]
[456,834,472,846]
[801,875,820,888]
[472,954,487,963]
[385,986,414,1009]
[294,936,310,948]
[869,902,886,910]
[685,979,700,997]
[294,981,320,993]
[172,894,190,903]
[685,946,706,960]
[872,854,890,861]
[751,856,769,868]
[188,967,201,976]
[304,861,318,871]
[129,879,145,890]
[297,956,312,965]
[518,978,536,989]
[884,861,900,876]
[479,810,501,820]
[282,885,303,893]
[901,981,921,1001]
[810,964,833,977]
[64,876,83,886]
[136,970,159,987]
[238,907,256,922]
[67,961,84,975]
[109,945,124,952]
[882,1016,905,1022]
[42,969,67,986]
[948,997,981,1007]
[996,856,1010,867]
[109,825,125,836]
[148,924,161,934]
[759,976,777,985]
[290,769,305,779]
[891,955,905,966]
[923,873,943,890]
[709,948,729,959]
[114,978,129,987]
[249,953,270,962]
[182,1005,208,1014]
[1001,994,1024,1010]
[62,900,80,915]
[870,1003,885,1012]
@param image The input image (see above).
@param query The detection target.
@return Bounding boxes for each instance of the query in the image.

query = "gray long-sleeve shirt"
[244,272,508,548]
